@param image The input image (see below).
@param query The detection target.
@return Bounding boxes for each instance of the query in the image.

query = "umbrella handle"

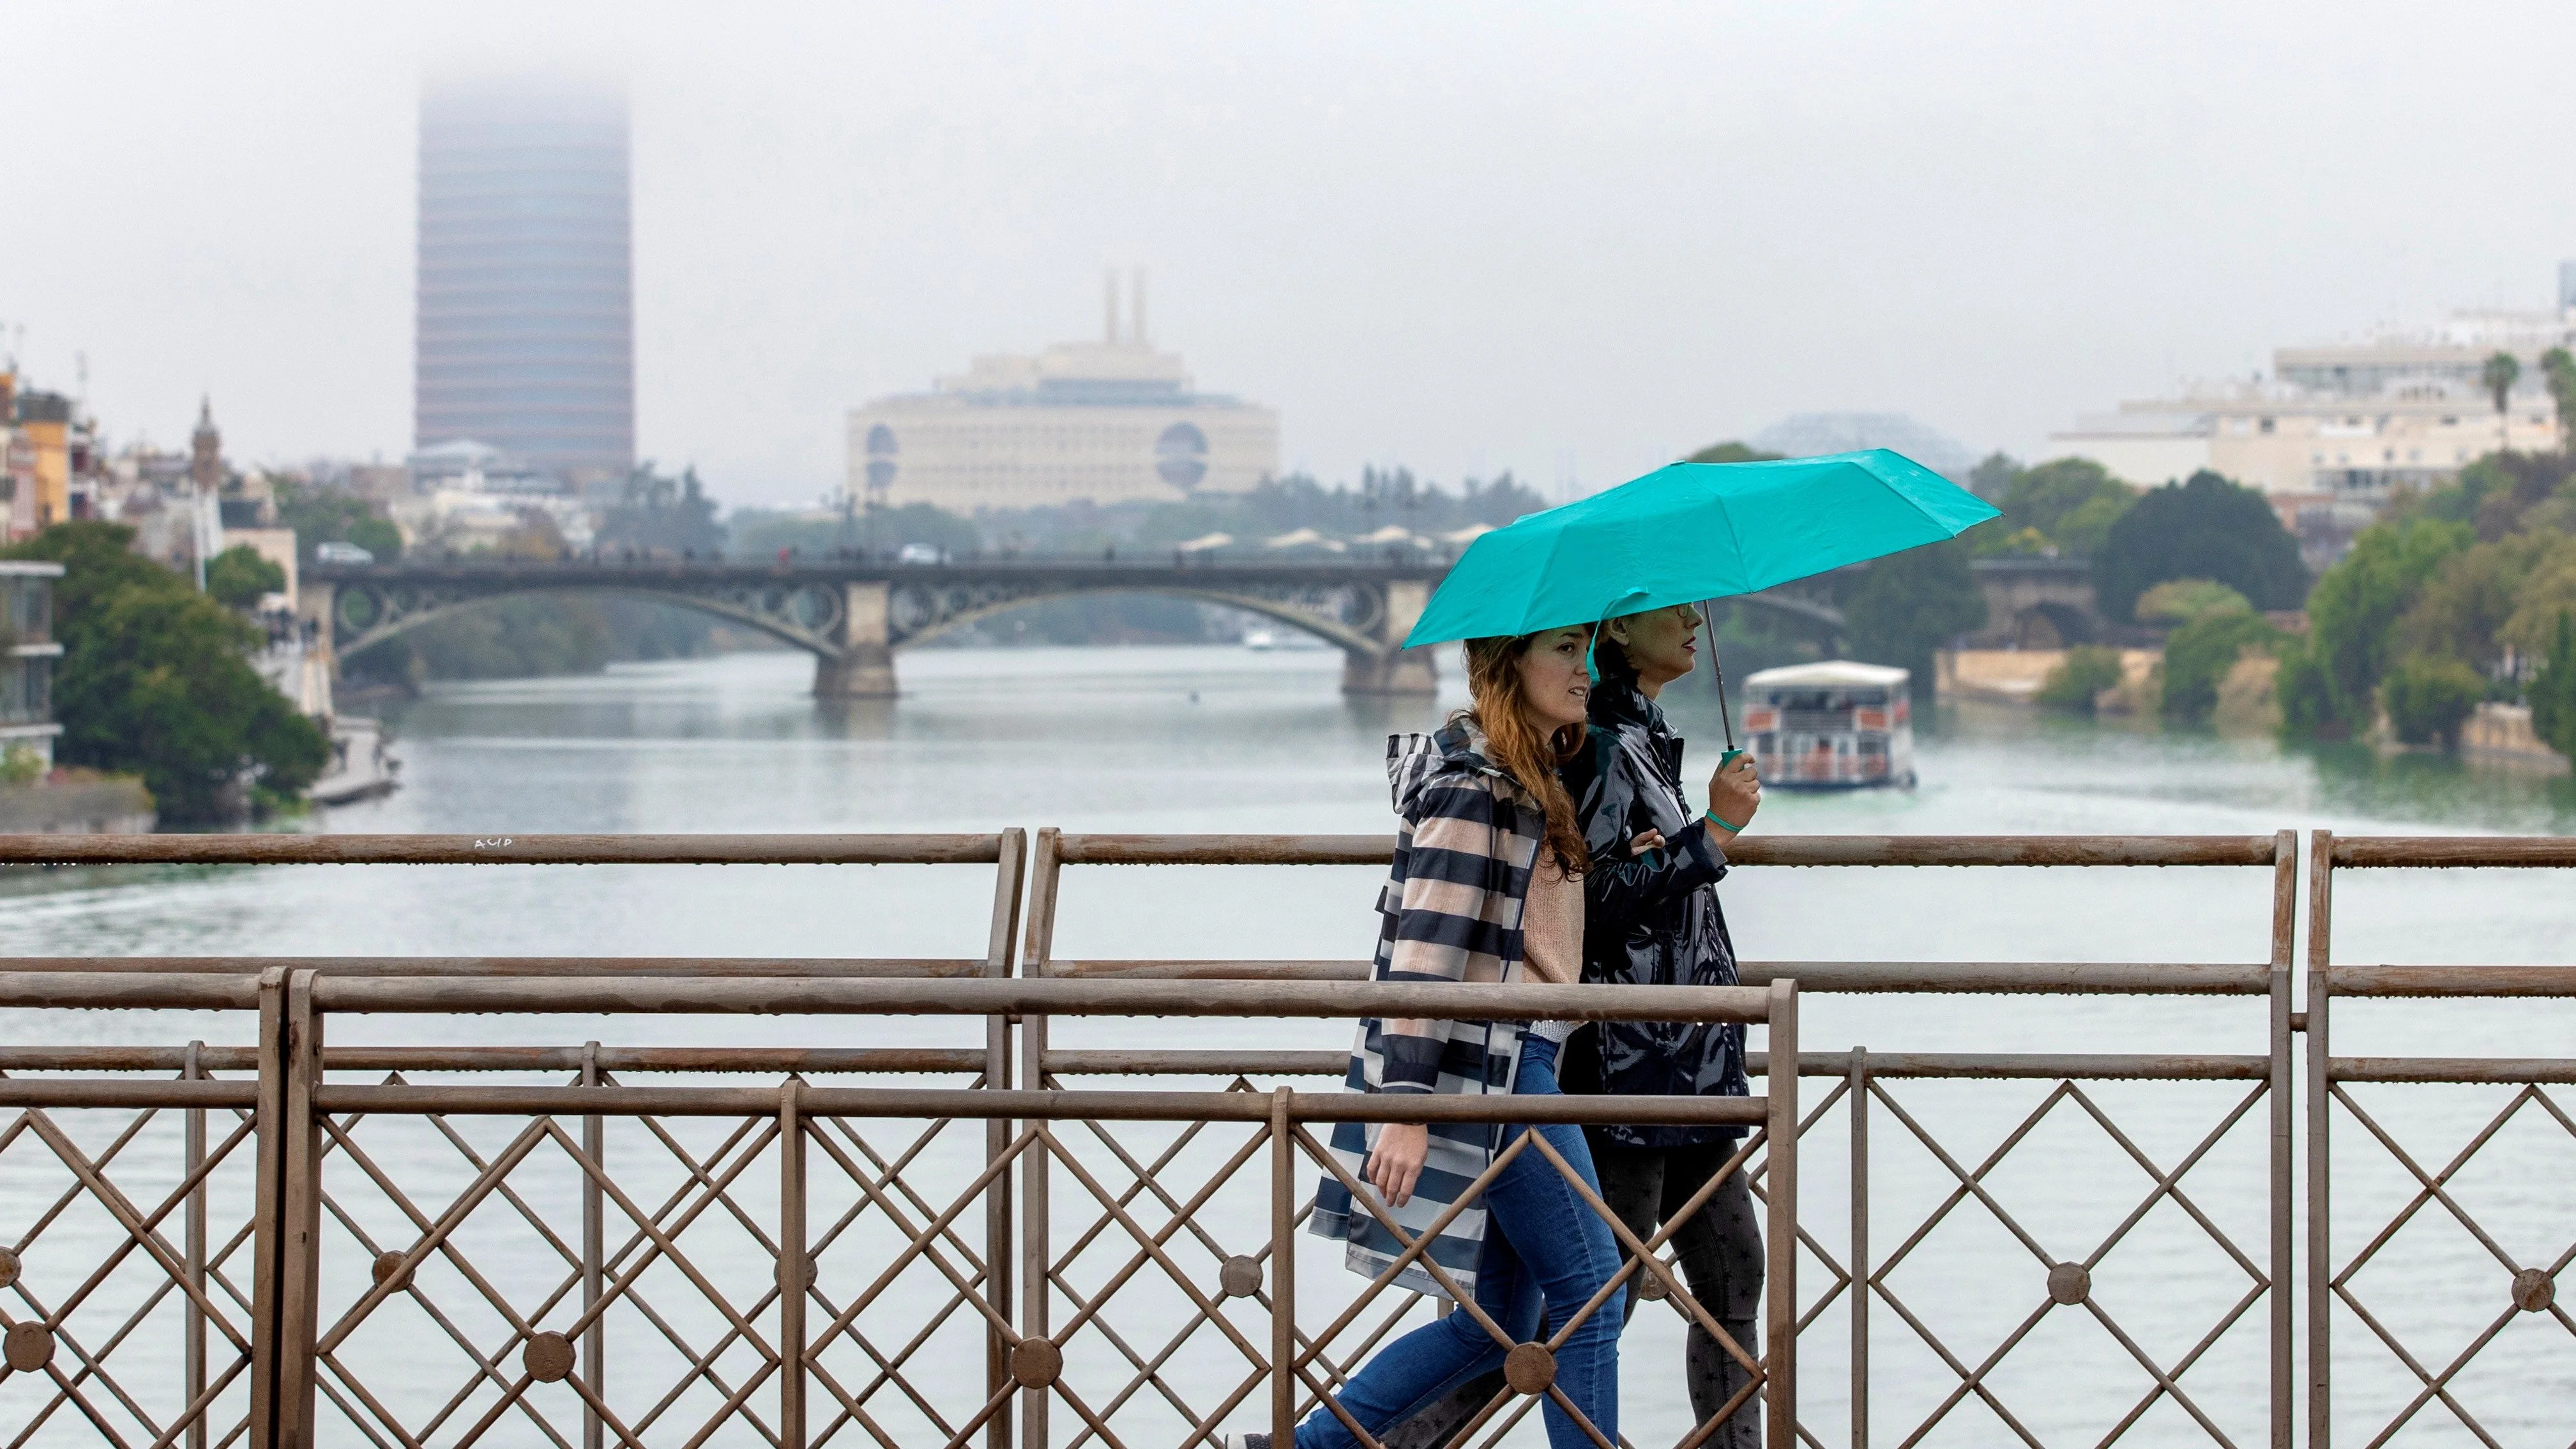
[1709,614,1737,754]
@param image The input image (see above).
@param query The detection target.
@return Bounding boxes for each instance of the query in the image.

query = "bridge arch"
[303,561,1446,698]
[2005,600,2096,648]
[891,581,1386,657]
[1704,589,1846,649]
[326,579,849,664]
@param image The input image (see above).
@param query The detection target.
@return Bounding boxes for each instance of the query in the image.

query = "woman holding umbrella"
[1562,600,1766,1444]
[1244,624,1627,1449]
[1282,450,1995,1448]
[1382,603,1766,1449]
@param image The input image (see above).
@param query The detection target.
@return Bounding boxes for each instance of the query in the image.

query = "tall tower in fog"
[415,74,635,493]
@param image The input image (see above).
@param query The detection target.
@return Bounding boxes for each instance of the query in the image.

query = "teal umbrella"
[1405,448,1997,649]
[1405,448,1999,762]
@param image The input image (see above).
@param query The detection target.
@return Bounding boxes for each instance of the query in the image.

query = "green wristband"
[1704,811,1746,834]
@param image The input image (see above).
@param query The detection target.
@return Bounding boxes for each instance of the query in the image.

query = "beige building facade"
[848,277,1280,513]
[2052,299,2572,500]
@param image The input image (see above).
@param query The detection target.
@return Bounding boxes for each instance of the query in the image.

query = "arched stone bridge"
[1967,557,2103,646]
[302,559,1459,697]
[297,556,2031,698]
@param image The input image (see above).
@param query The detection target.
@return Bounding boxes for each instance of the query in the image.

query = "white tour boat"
[1741,660,1917,789]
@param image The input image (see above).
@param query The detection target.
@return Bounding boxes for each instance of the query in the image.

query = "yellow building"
[848,275,1280,513]
[13,391,72,529]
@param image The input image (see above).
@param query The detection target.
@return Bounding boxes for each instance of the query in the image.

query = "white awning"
[1352,524,1424,545]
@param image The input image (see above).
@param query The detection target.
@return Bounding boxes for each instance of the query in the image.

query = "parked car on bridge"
[897,543,946,565]
[315,541,375,566]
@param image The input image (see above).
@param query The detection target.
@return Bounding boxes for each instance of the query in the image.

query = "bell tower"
[190,398,222,494]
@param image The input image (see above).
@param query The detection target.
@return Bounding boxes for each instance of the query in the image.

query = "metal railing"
[0,828,2567,1447]
[2304,832,2576,1449]
[1029,830,2299,1449]
[0,983,1785,1448]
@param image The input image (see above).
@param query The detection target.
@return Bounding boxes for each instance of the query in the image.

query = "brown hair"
[1459,632,1589,875]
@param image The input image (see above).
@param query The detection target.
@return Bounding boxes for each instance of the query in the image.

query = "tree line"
[1688,441,2312,710]
[3,525,326,823]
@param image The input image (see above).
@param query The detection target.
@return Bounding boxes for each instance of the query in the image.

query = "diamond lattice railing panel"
[0,1094,260,1449]
[1859,1077,2273,1449]
[2328,1082,2576,1447]
[312,1078,799,1446]
[803,1110,1017,1449]
[1040,1098,1289,1449]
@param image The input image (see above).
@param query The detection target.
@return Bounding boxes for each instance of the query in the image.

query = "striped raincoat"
[1310,722,1547,1297]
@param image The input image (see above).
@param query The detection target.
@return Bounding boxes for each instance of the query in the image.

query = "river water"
[3,646,2570,1445]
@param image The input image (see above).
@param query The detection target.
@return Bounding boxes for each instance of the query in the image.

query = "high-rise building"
[415,73,635,494]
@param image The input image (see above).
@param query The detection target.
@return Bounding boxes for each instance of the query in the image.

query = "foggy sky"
[8,1,2575,509]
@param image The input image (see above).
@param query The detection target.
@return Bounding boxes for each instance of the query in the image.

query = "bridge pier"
[1340,648,1438,695]
[297,580,337,685]
[817,581,898,699]
[1340,578,1438,695]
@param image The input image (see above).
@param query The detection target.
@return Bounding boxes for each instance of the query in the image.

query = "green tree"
[2381,654,2484,746]
[0,743,44,784]
[2093,470,2307,621]
[2160,611,2280,722]
[1844,540,1986,697]
[2501,543,2576,658]
[395,597,612,678]
[1967,451,2019,503]
[2004,459,2133,540]
[1683,441,1785,465]
[2482,351,2521,454]
[1964,457,2135,557]
[204,545,285,611]
[2542,347,2576,454]
[600,463,727,556]
[2133,579,2252,625]
[2529,612,2576,759]
[2050,493,2133,557]
[3,523,328,821]
[2036,645,2123,712]
[274,478,402,563]
[2391,531,2573,675]
[348,517,402,560]
[2280,517,2471,738]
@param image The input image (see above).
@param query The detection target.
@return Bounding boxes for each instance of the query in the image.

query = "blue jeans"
[1296,1034,1623,1449]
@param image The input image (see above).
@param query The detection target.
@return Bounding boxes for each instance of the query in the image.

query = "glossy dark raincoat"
[1558,673,1748,1148]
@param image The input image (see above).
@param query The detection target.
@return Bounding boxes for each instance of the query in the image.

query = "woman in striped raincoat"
[1234,625,1626,1449]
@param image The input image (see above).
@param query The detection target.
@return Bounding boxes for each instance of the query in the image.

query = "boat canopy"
[1743,660,1912,691]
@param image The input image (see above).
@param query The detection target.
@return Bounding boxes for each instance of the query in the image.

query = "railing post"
[185,1040,208,1449]
[1020,827,1063,1449]
[1765,979,1799,1449]
[277,969,325,1448]
[248,968,286,1441]
[2268,830,2295,1449]
[2305,830,2335,1449]
[582,1040,604,1449]
[780,1077,807,1449]
[1271,1086,1295,1446]
[987,830,1027,1449]
[1847,1047,1867,1449]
